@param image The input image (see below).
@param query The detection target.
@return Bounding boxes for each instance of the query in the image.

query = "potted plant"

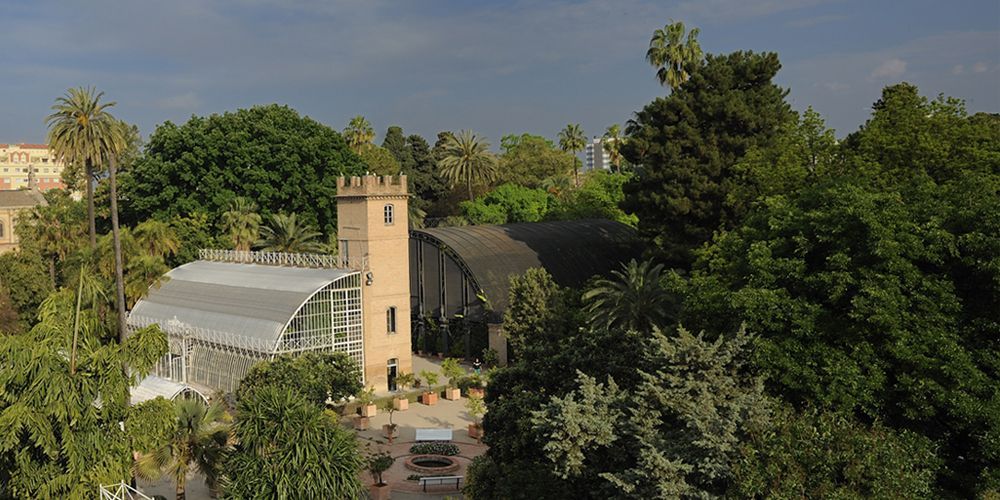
[357,386,377,418]
[465,373,486,399]
[367,449,395,500]
[440,358,464,401]
[353,413,369,431]
[466,393,486,442]
[381,399,398,443]
[419,369,439,405]
[393,372,414,411]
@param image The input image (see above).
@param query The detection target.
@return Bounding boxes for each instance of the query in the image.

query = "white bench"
[414,428,452,442]
[419,475,463,492]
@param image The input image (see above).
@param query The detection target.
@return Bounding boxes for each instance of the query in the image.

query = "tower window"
[387,306,397,334]
[384,204,394,225]
[0,221,4,238]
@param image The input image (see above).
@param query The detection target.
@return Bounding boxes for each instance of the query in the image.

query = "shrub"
[409,443,460,456]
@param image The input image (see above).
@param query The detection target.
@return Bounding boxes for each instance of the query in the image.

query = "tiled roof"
[18,144,49,149]
[0,189,47,208]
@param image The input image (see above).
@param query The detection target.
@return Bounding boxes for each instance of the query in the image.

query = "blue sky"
[2,0,998,147]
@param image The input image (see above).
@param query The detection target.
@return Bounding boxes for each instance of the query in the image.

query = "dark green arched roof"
[411,219,642,315]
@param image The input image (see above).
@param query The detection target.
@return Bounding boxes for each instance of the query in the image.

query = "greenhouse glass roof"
[130,261,358,346]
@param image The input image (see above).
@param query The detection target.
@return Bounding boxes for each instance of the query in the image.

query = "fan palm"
[134,399,230,500]
[134,219,181,258]
[343,115,375,154]
[558,124,586,187]
[256,213,325,253]
[221,197,262,252]
[437,130,498,202]
[46,87,120,248]
[583,259,672,333]
[646,20,703,90]
[603,124,624,173]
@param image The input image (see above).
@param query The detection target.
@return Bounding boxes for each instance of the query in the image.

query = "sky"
[2,0,998,147]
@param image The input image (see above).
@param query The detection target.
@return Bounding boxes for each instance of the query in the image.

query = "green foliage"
[221,197,261,252]
[409,443,461,456]
[646,20,703,89]
[255,212,325,253]
[236,351,362,407]
[438,130,499,202]
[168,212,220,266]
[497,133,574,188]
[582,259,675,333]
[420,369,440,388]
[551,171,637,226]
[125,397,176,454]
[343,115,375,154]
[0,288,167,498]
[672,175,1000,495]
[395,372,415,392]
[466,393,486,426]
[461,183,552,225]
[224,386,364,498]
[441,358,465,388]
[557,124,586,187]
[622,51,795,267]
[733,405,938,498]
[121,104,365,236]
[367,449,394,486]
[359,145,401,175]
[501,268,578,358]
[0,251,53,330]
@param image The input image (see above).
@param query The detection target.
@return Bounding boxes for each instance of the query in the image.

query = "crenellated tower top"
[336,175,408,199]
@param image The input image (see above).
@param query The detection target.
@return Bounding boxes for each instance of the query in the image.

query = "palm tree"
[343,115,375,154]
[134,219,180,258]
[256,213,325,253]
[135,399,230,500]
[646,20,703,90]
[46,87,119,248]
[221,197,262,252]
[558,124,586,187]
[582,259,673,333]
[603,124,624,173]
[106,120,132,340]
[437,130,498,202]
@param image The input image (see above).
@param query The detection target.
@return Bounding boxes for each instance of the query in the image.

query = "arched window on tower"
[384,204,394,225]
[0,221,5,238]
[386,306,397,334]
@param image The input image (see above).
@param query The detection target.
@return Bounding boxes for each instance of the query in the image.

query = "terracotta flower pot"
[369,483,391,500]
[383,424,397,441]
[444,387,461,400]
[353,415,369,431]
[468,423,483,440]
[422,391,438,405]
[393,397,409,411]
[361,404,378,417]
[467,387,485,399]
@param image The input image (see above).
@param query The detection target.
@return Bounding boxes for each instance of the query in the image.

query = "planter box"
[361,404,378,417]
[369,483,391,500]
[444,387,461,401]
[383,424,398,441]
[468,423,483,440]
[393,397,409,411]
[353,415,369,431]
[422,391,439,406]
[467,387,485,399]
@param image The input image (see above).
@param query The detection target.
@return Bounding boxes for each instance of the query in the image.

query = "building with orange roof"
[0,143,66,191]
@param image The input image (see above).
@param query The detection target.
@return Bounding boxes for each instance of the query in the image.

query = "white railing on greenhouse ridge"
[198,248,367,270]
[99,482,152,500]
[128,315,277,354]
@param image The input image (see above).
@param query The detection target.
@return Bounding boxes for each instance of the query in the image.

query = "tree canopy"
[121,104,365,236]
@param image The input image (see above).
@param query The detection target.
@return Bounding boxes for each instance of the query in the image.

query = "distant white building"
[585,137,611,172]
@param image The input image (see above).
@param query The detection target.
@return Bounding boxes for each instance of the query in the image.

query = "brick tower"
[336,175,412,392]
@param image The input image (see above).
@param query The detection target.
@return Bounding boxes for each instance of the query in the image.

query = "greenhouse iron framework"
[128,254,364,394]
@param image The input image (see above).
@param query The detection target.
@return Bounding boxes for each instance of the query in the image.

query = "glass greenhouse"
[128,252,364,394]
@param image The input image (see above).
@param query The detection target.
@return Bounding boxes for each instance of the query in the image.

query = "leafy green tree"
[343,115,375,154]
[0,251,53,330]
[460,184,552,225]
[0,288,167,498]
[236,351,363,407]
[134,400,230,500]
[582,259,673,333]
[133,219,181,260]
[359,145,401,175]
[438,130,499,202]
[550,171,637,226]
[496,133,574,188]
[221,197,261,252]
[168,212,220,266]
[646,20,703,90]
[622,51,795,268]
[602,124,624,172]
[557,124,586,187]
[672,176,999,495]
[224,386,364,498]
[255,212,325,253]
[46,87,120,248]
[381,126,412,168]
[121,105,365,237]
[16,192,87,286]
[0,284,19,333]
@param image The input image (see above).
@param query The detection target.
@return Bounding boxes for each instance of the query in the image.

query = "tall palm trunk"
[573,154,580,187]
[467,173,474,202]
[109,155,128,341]
[86,159,96,248]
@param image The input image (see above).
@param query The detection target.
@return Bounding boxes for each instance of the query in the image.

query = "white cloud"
[973,61,990,73]
[871,58,907,78]
[952,64,964,74]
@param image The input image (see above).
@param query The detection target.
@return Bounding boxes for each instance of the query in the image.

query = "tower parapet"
[337,175,408,198]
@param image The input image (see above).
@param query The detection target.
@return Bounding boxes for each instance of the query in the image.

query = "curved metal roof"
[412,219,641,313]
[130,261,357,347]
